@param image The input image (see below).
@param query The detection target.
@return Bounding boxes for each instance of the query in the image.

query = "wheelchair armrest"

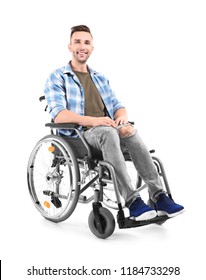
[46,122,134,129]
[45,122,80,130]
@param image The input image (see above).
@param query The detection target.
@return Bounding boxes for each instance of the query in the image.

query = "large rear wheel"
[27,135,80,223]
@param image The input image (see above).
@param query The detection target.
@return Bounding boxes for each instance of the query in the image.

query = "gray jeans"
[83,126,163,207]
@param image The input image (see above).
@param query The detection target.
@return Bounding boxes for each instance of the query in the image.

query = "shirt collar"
[63,61,97,76]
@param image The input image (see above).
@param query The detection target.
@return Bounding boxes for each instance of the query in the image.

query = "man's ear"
[68,44,72,52]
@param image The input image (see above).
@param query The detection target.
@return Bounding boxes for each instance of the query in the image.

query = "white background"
[0,0,206,279]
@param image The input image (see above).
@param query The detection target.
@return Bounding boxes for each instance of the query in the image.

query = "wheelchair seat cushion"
[63,136,103,160]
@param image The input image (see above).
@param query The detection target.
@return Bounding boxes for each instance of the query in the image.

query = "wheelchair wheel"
[88,207,115,239]
[27,135,80,223]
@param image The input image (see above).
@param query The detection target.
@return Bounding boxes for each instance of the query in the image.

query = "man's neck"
[70,60,88,73]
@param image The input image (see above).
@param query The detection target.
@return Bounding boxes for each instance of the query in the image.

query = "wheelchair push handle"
[39,95,48,111]
[39,95,45,102]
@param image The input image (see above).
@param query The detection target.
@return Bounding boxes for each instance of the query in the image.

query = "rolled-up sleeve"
[110,88,125,115]
[44,71,67,120]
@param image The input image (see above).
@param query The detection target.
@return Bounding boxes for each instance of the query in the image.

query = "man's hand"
[114,108,129,126]
[90,116,117,127]
[114,115,129,126]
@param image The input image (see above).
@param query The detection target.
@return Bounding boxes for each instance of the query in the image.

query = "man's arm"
[55,109,117,128]
[114,108,129,125]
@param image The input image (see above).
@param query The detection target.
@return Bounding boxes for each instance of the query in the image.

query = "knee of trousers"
[99,127,120,145]
[119,125,135,138]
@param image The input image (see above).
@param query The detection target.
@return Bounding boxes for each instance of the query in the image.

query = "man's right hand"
[88,116,117,128]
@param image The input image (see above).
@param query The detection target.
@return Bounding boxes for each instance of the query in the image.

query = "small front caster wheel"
[88,207,115,239]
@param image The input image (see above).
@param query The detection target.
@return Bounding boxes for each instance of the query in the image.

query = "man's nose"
[79,42,86,49]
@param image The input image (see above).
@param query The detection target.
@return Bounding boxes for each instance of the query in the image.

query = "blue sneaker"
[129,197,157,221]
[155,193,184,217]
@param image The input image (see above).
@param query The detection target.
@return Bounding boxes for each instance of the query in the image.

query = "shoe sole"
[157,209,184,218]
[130,210,157,221]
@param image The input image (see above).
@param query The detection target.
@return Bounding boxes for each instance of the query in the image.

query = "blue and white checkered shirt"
[44,62,124,136]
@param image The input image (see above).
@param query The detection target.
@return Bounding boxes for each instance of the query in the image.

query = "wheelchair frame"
[28,118,171,239]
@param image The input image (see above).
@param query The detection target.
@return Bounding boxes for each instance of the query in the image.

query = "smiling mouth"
[77,50,88,55]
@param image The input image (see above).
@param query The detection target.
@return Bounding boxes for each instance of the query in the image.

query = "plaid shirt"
[44,62,124,136]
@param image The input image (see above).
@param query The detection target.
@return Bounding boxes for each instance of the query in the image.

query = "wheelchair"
[27,97,171,239]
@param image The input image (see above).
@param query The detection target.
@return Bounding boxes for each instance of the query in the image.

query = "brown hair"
[70,25,92,39]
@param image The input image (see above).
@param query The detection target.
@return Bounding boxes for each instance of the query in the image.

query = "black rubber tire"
[88,207,115,239]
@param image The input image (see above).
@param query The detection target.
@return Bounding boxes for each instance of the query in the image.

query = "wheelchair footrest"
[118,215,169,229]
[51,196,62,208]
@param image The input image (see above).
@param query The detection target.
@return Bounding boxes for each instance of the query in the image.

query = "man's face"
[69,31,94,64]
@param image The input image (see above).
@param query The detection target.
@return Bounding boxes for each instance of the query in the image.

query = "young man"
[44,25,184,221]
